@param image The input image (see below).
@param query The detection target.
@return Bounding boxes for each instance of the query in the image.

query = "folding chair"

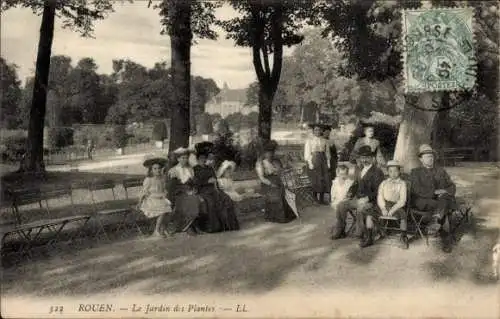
[88,179,135,241]
[280,168,316,206]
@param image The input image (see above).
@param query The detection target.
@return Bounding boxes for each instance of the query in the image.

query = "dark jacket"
[409,166,456,201]
[355,165,385,203]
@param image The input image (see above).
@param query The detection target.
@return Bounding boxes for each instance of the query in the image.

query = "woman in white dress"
[137,157,172,238]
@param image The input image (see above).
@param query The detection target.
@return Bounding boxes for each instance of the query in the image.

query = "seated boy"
[330,165,356,212]
[377,160,409,249]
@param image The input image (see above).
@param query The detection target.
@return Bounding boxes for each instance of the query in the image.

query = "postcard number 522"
[49,306,64,314]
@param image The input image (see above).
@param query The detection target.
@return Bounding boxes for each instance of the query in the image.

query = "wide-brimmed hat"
[358,145,375,157]
[386,160,402,168]
[195,141,214,157]
[418,144,436,156]
[217,160,237,178]
[172,147,192,156]
[143,156,167,168]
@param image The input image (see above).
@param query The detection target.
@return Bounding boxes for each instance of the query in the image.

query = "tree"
[318,0,499,170]
[0,58,22,129]
[219,1,319,140]
[2,0,114,174]
[46,55,73,126]
[155,0,221,151]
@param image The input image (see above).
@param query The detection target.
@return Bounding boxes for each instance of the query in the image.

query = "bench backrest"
[122,177,143,199]
[88,179,118,202]
[280,168,312,190]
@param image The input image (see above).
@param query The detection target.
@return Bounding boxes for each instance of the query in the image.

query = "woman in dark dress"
[193,142,240,233]
[165,147,203,236]
[304,123,331,205]
[255,140,296,223]
[322,125,338,182]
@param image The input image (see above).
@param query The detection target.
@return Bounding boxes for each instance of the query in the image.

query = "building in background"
[205,82,258,118]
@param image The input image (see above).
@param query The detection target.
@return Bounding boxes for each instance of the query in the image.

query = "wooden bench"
[2,185,91,261]
[440,147,476,166]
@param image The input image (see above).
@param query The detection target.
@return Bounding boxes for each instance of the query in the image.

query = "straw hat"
[386,160,402,168]
[172,147,192,156]
[217,160,237,178]
[143,155,167,168]
[418,144,436,156]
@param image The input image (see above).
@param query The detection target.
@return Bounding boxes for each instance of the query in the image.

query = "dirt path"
[1,164,498,318]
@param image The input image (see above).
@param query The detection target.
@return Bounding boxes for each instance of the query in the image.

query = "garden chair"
[121,177,147,235]
[87,179,136,241]
[280,168,316,219]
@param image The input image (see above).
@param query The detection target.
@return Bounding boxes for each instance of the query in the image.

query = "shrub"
[45,127,74,150]
[112,125,129,149]
[0,134,27,162]
[128,134,150,145]
[340,121,398,162]
[238,137,265,170]
[151,121,168,141]
[212,130,241,170]
[214,118,231,136]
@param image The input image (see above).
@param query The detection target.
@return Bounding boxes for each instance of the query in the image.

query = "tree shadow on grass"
[0,208,346,296]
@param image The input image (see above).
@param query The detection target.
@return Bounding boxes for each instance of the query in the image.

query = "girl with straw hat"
[137,156,172,238]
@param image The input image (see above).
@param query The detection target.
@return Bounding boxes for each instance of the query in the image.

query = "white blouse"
[304,136,331,167]
[168,164,194,184]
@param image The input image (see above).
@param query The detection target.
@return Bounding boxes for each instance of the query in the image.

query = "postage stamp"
[402,7,476,93]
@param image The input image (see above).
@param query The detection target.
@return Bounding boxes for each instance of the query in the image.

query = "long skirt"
[262,175,296,223]
[166,193,202,233]
[307,151,331,193]
[198,186,240,233]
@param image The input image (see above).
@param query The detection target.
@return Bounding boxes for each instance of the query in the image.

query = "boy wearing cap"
[410,144,456,253]
[377,160,409,249]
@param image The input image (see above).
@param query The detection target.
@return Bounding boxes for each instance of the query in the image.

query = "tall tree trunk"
[431,92,452,149]
[258,86,273,140]
[19,0,56,174]
[251,4,283,141]
[168,0,192,152]
[394,92,441,172]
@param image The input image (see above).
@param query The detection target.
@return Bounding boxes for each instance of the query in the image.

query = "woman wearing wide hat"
[193,141,240,233]
[304,123,332,204]
[165,147,203,236]
[255,140,296,223]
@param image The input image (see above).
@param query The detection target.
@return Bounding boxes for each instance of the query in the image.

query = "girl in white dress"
[137,157,172,238]
[216,160,243,202]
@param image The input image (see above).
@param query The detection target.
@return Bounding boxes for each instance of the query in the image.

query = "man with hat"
[332,145,385,248]
[377,159,409,249]
[410,144,456,253]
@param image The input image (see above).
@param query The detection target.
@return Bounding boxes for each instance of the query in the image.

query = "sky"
[1,2,294,89]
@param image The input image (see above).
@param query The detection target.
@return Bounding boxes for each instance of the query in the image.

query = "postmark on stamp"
[402,7,476,93]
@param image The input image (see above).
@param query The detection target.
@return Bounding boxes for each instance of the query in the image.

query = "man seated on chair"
[331,146,385,248]
[377,160,409,249]
[409,144,456,253]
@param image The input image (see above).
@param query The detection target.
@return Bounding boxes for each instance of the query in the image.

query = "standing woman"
[165,147,203,236]
[322,125,338,182]
[137,156,172,238]
[256,140,296,223]
[304,123,331,205]
[350,125,386,168]
[193,142,240,233]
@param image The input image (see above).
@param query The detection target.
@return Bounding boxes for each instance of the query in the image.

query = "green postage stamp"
[402,7,476,93]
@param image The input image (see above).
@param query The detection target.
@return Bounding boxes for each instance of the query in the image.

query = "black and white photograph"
[0,0,498,318]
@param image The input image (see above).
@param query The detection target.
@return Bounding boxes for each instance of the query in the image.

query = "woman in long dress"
[304,123,331,205]
[193,142,240,233]
[350,125,386,168]
[256,140,296,223]
[165,147,203,236]
[137,157,172,237]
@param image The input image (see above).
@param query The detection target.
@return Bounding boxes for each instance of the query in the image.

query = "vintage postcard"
[0,0,498,318]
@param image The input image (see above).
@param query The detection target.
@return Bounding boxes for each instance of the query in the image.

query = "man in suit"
[331,145,385,248]
[410,144,456,253]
